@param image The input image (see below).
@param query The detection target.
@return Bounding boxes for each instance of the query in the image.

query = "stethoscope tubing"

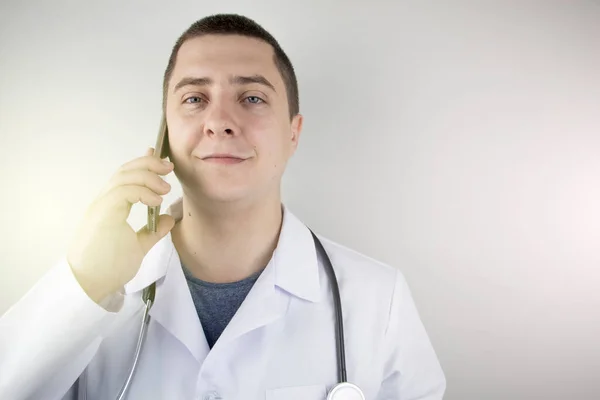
[310,230,347,383]
[116,285,155,400]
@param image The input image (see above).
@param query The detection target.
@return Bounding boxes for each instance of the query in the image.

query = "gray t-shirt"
[182,264,262,349]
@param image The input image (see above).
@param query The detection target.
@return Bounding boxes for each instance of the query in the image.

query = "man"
[0,14,446,399]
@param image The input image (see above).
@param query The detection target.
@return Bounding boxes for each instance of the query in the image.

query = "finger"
[98,163,171,200]
[118,155,173,175]
[136,214,176,253]
[108,170,171,196]
[101,185,164,216]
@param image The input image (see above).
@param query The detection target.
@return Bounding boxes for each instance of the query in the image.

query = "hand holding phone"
[66,119,174,304]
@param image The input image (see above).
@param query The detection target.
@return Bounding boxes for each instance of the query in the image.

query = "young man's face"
[165,34,303,205]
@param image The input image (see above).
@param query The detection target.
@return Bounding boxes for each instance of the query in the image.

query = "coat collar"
[124,197,322,303]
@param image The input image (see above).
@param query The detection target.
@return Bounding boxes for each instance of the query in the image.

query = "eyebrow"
[173,75,276,93]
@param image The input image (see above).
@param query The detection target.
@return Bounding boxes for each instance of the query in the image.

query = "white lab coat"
[0,198,446,400]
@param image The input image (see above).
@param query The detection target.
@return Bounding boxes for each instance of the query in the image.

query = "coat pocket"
[266,384,327,400]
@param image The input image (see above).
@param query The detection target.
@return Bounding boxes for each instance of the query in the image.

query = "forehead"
[170,34,283,89]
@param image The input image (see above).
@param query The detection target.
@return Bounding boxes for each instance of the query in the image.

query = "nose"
[203,103,238,137]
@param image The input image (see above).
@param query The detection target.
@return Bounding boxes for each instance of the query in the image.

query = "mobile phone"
[147,115,170,232]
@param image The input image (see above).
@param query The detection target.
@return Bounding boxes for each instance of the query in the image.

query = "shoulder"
[317,233,399,280]
[315,233,404,307]
[310,232,446,396]
[282,205,406,310]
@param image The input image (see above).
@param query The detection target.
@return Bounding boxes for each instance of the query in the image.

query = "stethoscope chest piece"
[327,382,365,400]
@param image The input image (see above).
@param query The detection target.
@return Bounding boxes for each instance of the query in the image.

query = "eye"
[244,95,265,104]
[184,96,204,104]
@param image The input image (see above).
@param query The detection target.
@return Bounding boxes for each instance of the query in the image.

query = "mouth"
[201,154,248,164]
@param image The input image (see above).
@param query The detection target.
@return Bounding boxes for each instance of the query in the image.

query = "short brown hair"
[162,14,299,119]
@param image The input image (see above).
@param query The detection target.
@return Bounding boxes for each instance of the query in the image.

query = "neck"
[171,193,284,283]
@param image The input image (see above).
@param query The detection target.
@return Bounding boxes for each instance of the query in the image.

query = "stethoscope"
[115,229,365,400]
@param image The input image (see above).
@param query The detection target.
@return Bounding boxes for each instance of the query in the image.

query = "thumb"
[137,214,176,254]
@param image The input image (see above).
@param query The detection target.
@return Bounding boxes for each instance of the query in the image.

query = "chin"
[179,168,251,200]
[202,190,250,204]
[194,181,257,204]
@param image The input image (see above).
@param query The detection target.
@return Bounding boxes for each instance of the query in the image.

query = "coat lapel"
[148,246,210,364]
[213,256,288,349]
[214,203,323,348]
[123,200,209,365]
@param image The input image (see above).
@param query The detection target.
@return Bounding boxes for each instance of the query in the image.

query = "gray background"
[1,1,599,399]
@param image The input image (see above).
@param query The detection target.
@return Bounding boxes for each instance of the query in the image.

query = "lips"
[203,154,244,160]
[201,154,247,164]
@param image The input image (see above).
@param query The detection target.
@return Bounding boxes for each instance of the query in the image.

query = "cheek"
[167,118,202,153]
[255,134,291,171]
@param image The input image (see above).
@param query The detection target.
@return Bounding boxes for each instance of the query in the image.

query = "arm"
[376,269,446,399]
[0,259,123,400]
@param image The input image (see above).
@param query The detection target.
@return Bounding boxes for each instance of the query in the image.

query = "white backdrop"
[1,1,599,399]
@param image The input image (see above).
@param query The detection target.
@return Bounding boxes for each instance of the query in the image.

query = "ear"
[289,113,303,155]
